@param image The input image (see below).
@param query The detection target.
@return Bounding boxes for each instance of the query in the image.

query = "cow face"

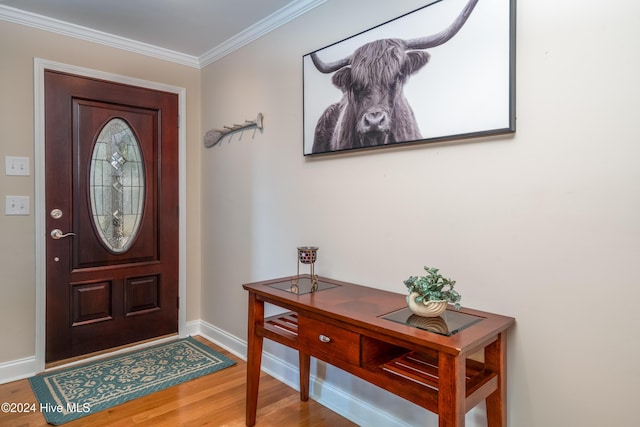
[331,39,430,147]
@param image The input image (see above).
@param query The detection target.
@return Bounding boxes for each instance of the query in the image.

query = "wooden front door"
[44,70,179,364]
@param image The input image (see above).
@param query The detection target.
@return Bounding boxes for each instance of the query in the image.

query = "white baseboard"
[193,319,413,427]
[189,319,247,361]
[0,356,37,384]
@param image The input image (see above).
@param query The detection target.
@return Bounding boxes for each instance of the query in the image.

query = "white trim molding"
[0,0,327,69]
[198,0,328,67]
[188,320,413,427]
[192,319,247,361]
[0,5,199,67]
[0,356,37,385]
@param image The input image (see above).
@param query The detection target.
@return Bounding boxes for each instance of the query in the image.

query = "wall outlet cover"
[5,156,30,176]
[5,196,30,215]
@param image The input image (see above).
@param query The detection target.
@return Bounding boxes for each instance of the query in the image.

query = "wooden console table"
[243,275,515,426]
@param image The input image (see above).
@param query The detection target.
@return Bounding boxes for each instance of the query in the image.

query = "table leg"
[299,351,310,401]
[246,293,264,427]
[438,352,466,427]
[485,332,507,427]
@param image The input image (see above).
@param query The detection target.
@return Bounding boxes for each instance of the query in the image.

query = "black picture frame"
[303,0,516,156]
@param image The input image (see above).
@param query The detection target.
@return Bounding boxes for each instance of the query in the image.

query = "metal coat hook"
[203,113,264,148]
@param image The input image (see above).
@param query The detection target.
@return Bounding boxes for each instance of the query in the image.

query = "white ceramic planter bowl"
[407,292,448,317]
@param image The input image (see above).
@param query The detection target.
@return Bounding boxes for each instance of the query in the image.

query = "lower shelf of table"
[259,312,499,413]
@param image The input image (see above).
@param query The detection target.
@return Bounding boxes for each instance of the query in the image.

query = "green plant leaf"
[404,265,462,309]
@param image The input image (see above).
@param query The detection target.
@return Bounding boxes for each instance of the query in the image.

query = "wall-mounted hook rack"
[203,113,264,148]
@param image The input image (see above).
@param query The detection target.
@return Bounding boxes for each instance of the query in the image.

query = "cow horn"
[310,52,352,74]
[310,0,478,73]
[405,0,479,50]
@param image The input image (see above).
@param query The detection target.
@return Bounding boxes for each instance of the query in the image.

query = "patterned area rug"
[29,337,236,425]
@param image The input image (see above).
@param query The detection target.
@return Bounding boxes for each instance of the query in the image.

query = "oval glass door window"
[89,118,145,253]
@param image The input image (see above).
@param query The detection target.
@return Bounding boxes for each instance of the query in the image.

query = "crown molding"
[0,4,200,68]
[198,0,327,67]
[0,0,327,69]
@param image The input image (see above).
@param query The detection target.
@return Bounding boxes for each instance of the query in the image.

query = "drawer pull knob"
[318,335,331,343]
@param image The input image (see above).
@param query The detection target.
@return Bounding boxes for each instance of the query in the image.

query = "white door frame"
[33,58,188,372]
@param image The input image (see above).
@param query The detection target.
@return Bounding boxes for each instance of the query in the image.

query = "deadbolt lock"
[50,209,63,219]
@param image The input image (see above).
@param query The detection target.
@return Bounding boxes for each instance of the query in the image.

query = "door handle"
[50,229,76,239]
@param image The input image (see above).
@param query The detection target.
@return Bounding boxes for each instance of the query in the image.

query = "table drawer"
[298,315,360,365]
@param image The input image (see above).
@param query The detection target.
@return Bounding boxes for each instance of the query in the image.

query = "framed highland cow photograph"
[303,0,516,156]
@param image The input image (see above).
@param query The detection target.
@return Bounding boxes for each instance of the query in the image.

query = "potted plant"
[403,266,462,317]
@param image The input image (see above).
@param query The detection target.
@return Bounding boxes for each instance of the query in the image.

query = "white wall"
[200,0,640,426]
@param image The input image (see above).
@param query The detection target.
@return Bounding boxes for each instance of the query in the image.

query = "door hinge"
[177,296,180,310]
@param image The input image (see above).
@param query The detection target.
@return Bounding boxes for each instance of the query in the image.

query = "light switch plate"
[5,156,30,176]
[5,196,30,215]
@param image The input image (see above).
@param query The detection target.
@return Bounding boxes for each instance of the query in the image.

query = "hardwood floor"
[0,336,358,427]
